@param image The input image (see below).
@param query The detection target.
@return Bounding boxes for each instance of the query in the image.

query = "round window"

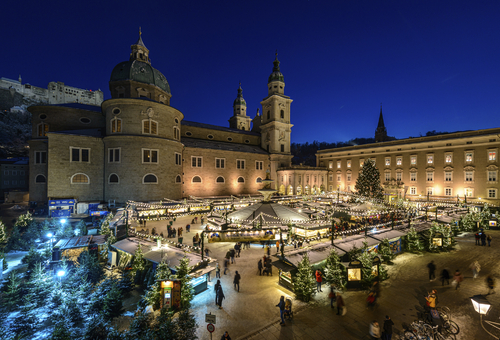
[175,118,179,124]
[208,135,214,139]
[227,137,233,142]
[112,108,121,115]
[39,114,47,120]
[80,117,91,124]
[244,139,250,144]
[186,131,192,136]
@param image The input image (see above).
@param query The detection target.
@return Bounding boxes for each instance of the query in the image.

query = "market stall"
[368,229,406,254]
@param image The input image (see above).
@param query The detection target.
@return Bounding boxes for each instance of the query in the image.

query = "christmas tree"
[0,219,6,244]
[132,243,146,276]
[378,238,395,264]
[175,256,195,308]
[292,253,316,302]
[404,226,424,253]
[2,271,22,309]
[26,263,54,307]
[142,260,172,309]
[323,248,347,290]
[354,159,384,199]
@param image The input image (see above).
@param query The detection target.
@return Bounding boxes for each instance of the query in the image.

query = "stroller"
[284,298,293,320]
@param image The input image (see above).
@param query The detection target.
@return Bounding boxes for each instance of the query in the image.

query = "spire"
[377,103,385,128]
[375,103,388,142]
[130,29,150,64]
[232,82,246,115]
[268,51,284,84]
[136,27,146,48]
[256,108,260,117]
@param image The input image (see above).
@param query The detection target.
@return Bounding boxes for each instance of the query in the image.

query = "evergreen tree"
[75,220,88,236]
[81,314,111,340]
[292,253,316,302]
[0,251,7,271]
[404,226,424,253]
[175,256,194,309]
[175,308,198,340]
[6,224,25,251]
[102,283,124,321]
[1,270,23,309]
[323,248,347,290]
[12,295,40,338]
[76,250,104,285]
[48,319,74,340]
[142,260,171,310]
[15,211,33,230]
[132,244,146,272]
[378,238,395,264]
[354,159,384,199]
[26,262,54,307]
[149,307,177,339]
[0,219,6,244]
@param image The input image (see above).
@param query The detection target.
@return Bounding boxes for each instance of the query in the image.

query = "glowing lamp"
[471,295,491,315]
[57,270,66,277]
[61,219,67,224]
[47,233,53,238]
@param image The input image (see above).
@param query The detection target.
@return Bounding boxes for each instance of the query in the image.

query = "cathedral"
[28,34,297,204]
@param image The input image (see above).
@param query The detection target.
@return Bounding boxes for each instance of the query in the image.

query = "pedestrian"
[192,235,196,246]
[329,284,336,309]
[370,320,381,339]
[487,234,492,247]
[427,260,436,282]
[229,248,236,264]
[233,271,241,292]
[266,260,273,276]
[336,293,345,315]
[382,315,394,340]
[267,243,271,256]
[234,243,241,257]
[475,232,480,245]
[481,232,487,246]
[214,279,221,305]
[487,275,495,295]
[215,262,220,278]
[276,240,279,253]
[258,259,263,275]
[440,268,450,286]
[315,269,323,292]
[186,224,190,233]
[470,260,481,279]
[178,227,183,237]
[367,291,377,309]
[224,258,229,275]
[425,290,436,309]
[276,296,286,325]
[220,331,231,340]
[216,285,225,309]
[453,269,463,290]
[205,247,211,257]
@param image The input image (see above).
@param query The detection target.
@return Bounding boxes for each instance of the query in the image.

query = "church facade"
[28,35,293,204]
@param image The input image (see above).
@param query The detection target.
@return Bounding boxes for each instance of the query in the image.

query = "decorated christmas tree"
[175,256,195,308]
[404,226,424,253]
[142,260,172,309]
[355,159,384,199]
[292,253,316,302]
[378,238,395,264]
[323,248,347,290]
[132,243,146,273]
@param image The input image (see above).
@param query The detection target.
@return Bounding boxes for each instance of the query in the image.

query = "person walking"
[229,248,236,264]
[487,234,492,247]
[336,293,345,315]
[276,241,280,253]
[258,259,263,275]
[205,247,211,257]
[427,260,436,282]
[382,315,394,340]
[178,226,183,237]
[487,275,495,295]
[475,232,480,245]
[215,262,220,278]
[186,224,190,233]
[266,260,273,276]
[216,285,225,309]
[220,331,231,340]
[233,271,241,292]
[315,269,323,292]
[234,243,241,257]
[329,284,336,309]
[223,258,229,275]
[214,279,221,305]
[369,320,381,339]
[470,260,481,279]
[481,232,487,246]
[453,269,463,290]
[440,268,450,286]
[276,296,286,325]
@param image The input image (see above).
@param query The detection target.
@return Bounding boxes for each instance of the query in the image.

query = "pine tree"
[76,250,104,284]
[404,226,424,253]
[0,219,6,244]
[292,253,316,302]
[0,251,7,271]
[48,319,74,340]
[378,238,395,264]
[75,220,87,236]
[142,260,171,309]
[26,262,54,307]
[15,212,33,230]
[2,270,22,309]
[175,308,198,340]
[102,283,124,321]
[132,243,146,272]
[12,294,41,337]
[323,248,347,290]
[355,159,384,199]
[81,314,111,340]
[175,256,194,309]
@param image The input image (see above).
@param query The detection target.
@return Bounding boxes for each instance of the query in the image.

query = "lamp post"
[47,232,53,250]
[56,270,66,284]
[471,295,500,339]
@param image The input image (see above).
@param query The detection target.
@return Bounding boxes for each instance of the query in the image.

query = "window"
[328,174,333,181]
[191,156,202,168]
[20,171,24,175]
[427,172,434,182]
[445,153,452,163]
[396,157,402,166]
[108,148,120,163]
[192,176,202,183]
[11,170,17,176]
[465,188,473,197]
[396,172,402,181]
[267,111,270,119]
[71,147,90,162]
[337,161,341,168]
[175,153,182,165]
[465,152,473,163]
[385,172,391,181]
[427,187,434,195]
[306,175,310,183]
[216,176,225,183]
[3,170,8,175]
[35,175,46,183]
[410,187,416,195]
[256,177,262,183]
[236,159,245,169]
[237,177,245,183]
[410,172,417,182]
[489,151,497,161]
[3,181,8,185]
[110,118,122,133]
[280,110,284,119]
[488,171,497,182]
[71,173,89,184]
[410,156,417,165]
[347,174,351,182]
[34,151,47,164]
[281,144,285,152]
[385,158,390,166]
[445,188,452,196]
[143,174,158,184]
[37,123,48,137]
[142,119,158,135]
[337,174,341,182]
[445,172,453,182]
[215,158,225,169]
[427,155,434,164]
[465,171,474,182]
[360,159,364,167]
[109,174,119,184]
[256,161,263,170]
[489,189,497,199]
[329,161,333,169]
[329,185,333,191]
[175,175,182,183]
[143,149,158,163]
[347,160,351,168]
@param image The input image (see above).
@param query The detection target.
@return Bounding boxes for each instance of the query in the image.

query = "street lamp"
[57,270,66,283]
[471,295,500,339]
[47,232,53,250]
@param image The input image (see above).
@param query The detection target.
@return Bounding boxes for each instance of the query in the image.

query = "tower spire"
[130,29,150,64]
[375,103,388,142]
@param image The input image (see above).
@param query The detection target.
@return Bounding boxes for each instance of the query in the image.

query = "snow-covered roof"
[333,235,380,253]
[368,229,406,241]
[227,201,309,224]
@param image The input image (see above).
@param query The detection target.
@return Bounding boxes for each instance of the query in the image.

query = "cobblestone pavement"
[135,217,500,340]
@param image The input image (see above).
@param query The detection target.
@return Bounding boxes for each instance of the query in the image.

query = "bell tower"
[228,84,251,131]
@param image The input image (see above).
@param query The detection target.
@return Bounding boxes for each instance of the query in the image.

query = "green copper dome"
[268,53,284,84]
[110,60,171,95]
[233,84,246,107]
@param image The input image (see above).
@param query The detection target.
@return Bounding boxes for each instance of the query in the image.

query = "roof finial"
[275,50,278,58]
[139,27,142,36]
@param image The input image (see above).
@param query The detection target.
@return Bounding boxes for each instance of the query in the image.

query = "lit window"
[175,153,182,165]
[191,156,202,168]
[465,152,473,162]
[360,159,364,167]
[411,156,417,165]
[410,172,417,182]
[427,172,434,182]
[329,161,333,169]
[445,188,452,196]
[427,155,433,164]
[71,173,89,184]
[236,159,245,169]
[396,157,402,166]
[465,171,474,182]
[385,158,390,166]
[34,151,47,164]
[142,120,158,135]
[489,189,497,199]
[216,158,225,169]
[70,147,90,162]
[143,149,159,163]
[445,154,452,163]
[111,118,122,133]
[37,123,49,137]
[108,148,120,163]
[337,161,341,168]
[396,172,402,181]
[489,151,497,161]
[488,171,497,182]
[347,160,351,168]
[410,187,416,195]
[256,161,263,170]
[445,172,453,182]
[465,188,473,197]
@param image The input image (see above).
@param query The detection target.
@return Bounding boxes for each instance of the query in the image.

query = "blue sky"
[2,0,499,143]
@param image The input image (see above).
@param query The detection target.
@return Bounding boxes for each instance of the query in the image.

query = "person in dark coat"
[266,260,273,276]
[475,233,480,245]
[258,259,263,275]
[427,260,436,282]
[224,258,229,275]
[214,280,221,305]
[440,268,450,286]
[276,295,286,325]
[336,293,345,315]
[233,271,241,292]
[234,243,241,257]
[229,249,236,264]
[216,285,225,309]
[220,331,231,340]
[383,315,394,340]
[481,232,487,246]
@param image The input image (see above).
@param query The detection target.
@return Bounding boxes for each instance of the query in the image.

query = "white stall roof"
[334,235,380,253]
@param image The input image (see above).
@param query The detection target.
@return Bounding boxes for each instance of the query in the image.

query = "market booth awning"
[368,229,406,242]
[227,201,309,224]
[334,235,381,255]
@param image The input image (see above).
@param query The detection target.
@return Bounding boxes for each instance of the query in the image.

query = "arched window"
[71,173,89,184]
[280,110,284,119]
[237,177,245,183]
[256,177,263,183]
[143,174,158,184]
[216,176,225,183]
[192,176,202,183]
[175,175,182,183]
[142,119,158,135]
[109,174,119,184]
[35,174,46,183]
[110,118,122,133]
[37,123,48,137]
[174,127,180,140]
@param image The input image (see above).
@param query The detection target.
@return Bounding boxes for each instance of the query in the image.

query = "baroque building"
[28,35,293,204]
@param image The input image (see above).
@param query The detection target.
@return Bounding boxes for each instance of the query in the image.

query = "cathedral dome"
[268,53,284,84]
[110,60,171,95]
[233,84,246,107]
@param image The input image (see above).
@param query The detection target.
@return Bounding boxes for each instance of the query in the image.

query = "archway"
[297,185,302,195]
[287,185,293,195]
[305,185,310,195]
[279,184,285,195]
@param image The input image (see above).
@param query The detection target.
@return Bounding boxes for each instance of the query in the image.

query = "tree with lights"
[15,211,33,230]
[132,243,146,285]
[26,263,54,307]
[142,260,172,310]
[355,159,384,199]
[0,219,6,244]
[292,253,316,302]
[175,256,195,308]
[404,226,424,253]
[323,248,347,290]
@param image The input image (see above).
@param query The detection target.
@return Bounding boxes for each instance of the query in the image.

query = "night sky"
[2,1,500,144]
